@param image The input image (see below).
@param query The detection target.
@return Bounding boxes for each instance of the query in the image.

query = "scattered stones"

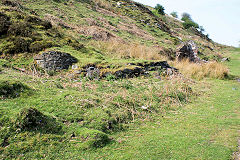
[112,61,177,79]
[176,40,202,63]
[34,51,78,70]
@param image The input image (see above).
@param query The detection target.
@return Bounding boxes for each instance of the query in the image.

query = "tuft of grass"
[172,60,229,79]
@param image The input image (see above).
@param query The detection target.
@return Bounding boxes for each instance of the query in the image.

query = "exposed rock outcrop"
[176,41,202,63]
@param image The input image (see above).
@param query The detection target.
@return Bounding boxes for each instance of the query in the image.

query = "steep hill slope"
[0,0,229,70]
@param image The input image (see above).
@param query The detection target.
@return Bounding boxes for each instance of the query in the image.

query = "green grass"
[0,0,240,159]
[0,49,239,159]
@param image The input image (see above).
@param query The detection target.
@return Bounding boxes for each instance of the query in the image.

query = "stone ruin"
[176,40,202,63]
[104,61,177,79]
[34,51,78,70]
[86,67,100,80]
[34,51,176,79]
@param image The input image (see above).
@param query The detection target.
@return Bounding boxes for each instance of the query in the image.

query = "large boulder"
[176,41,201,63]
[34,51,78,70]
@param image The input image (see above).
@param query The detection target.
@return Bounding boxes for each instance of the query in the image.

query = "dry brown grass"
[90,40,166,60]
[172,59,229,79]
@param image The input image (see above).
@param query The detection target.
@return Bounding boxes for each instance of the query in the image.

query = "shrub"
[155,4,165,15]
[2,0,23,8]
[170,11,178,18]
[25,16,52,30]
[0,59,11,68]
[181,12,199,29]
[8,22,32,37]
[181,12,192,21]
[182,20,199,29]
[66,39,84,51]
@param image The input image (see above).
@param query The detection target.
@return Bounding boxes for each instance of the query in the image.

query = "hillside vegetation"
[0,0,239,159]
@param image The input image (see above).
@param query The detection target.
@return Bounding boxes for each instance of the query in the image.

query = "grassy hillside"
[0,0,239,159]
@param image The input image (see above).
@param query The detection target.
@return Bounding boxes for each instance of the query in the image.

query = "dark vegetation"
[155,4,165,15]
[181,12,199,29]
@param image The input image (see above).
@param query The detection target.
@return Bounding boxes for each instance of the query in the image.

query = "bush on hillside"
[181,12,199,29]
[155,4,165,15]
[182,20,199,29]
[8,22,32,37]
[1,37,33,55]
[181,12,192,21]
[25,16,52,29]
[170,11,178,18]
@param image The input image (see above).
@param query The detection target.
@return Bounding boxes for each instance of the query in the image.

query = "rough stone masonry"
[34,51,78,70]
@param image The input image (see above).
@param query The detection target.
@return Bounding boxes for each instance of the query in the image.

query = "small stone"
[221,58,230,62]
[72,64,78,69]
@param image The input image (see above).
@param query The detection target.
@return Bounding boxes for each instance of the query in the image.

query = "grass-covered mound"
[15,107,62,133]
[0,80,30,99]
